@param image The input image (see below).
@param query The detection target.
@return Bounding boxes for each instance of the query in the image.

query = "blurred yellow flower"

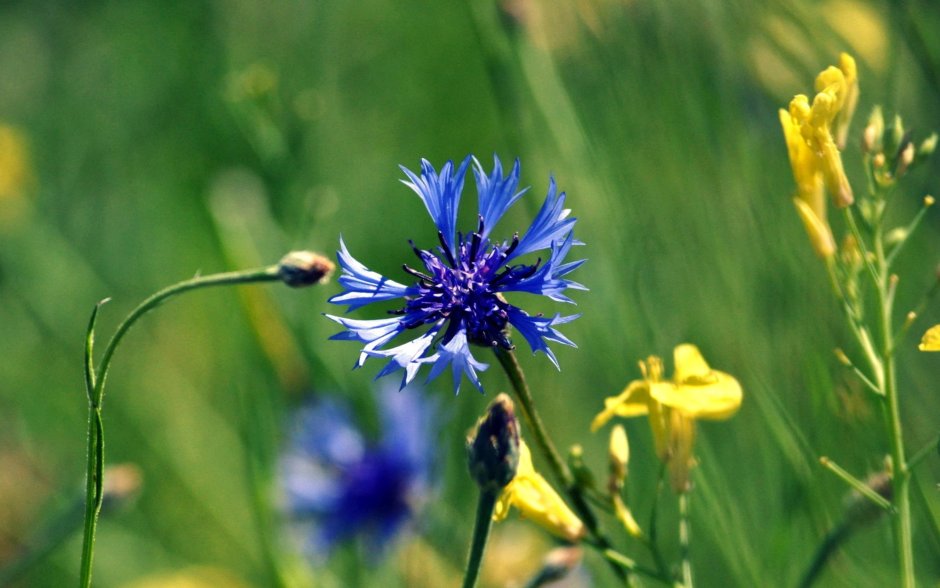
[592,344,742,493]
[919,324,940,351]
[780,54,858,256]
[0,125,30,199]
[121,567,249,588]
[493,440,585,542]
[0,124,32,229]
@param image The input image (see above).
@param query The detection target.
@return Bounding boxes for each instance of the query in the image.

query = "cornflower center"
[396,217,540,349]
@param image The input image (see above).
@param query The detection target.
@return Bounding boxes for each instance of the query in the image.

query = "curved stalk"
[79,265,281,587]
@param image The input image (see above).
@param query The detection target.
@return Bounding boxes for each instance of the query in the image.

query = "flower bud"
[524,546,583,587]
[568,444,596,491]
[862,107,884,154]
[608,424,629,485]
[919,133,937,158]
[890,114,906,153]
[467,393,520,492]
[101,463,143,513]
[277,251,335,288]
[896,143,915,177]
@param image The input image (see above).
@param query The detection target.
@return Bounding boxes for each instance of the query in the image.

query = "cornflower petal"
[508,177,577,262]
[329,238,414,311]
[502,233,587,303]
[423,330,488,394]
[325,316,404,367]
[400,156,472,252]
[369,329,440,389]
[506,308,579,368]
[473,155,527,240]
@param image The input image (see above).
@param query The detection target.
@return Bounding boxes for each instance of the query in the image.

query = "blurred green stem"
[79,265,282,588]
[461,489,498,588]
[678,493,693,588]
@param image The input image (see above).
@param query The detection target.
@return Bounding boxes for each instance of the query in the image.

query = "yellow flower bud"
[608,425,629,485]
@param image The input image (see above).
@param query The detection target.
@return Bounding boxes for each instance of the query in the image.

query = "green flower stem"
[819,457,892,511]
[646,462,671,579]
[678,492,693,588]
[493,348,629,585]
[873,233,915,588]
[493,348,571,488]
[462,489,498,588]
[600,549,678,587]
[79,265,282,588]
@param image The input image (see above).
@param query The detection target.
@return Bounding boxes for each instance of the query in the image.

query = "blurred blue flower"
[280,385,436,560]
[326,156,585,394]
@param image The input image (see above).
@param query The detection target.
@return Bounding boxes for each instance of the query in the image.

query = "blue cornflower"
[326,156,585,393]
[280,385,436,560]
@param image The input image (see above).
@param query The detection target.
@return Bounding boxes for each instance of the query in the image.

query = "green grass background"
[0,0,938,586]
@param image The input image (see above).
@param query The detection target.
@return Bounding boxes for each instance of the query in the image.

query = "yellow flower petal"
[493,441,585,542]
[780,108,826,213]
[653,344,743,419]
[834,53,859,149]
[590,379,650,431]
[793,197,836,257]
[672,343,712,383]
[919,324,940,351]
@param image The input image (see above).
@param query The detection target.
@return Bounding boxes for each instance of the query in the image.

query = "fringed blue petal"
[324,315,405,368]
[422,330,488,394]
[473,155,527,240]
[328,237,414,311]
[367,328,440,389]
[507,176,576,262]
[400,156,472,252]
[506,307,579,369]
[499,233,587,302]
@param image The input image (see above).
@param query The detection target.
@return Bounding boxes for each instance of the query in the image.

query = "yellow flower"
[0,125,30,201]
[780,53,857,255]
[919,324,940,351]
[493,440,586,542]
[592,344,742,493]
[0,124,33,230]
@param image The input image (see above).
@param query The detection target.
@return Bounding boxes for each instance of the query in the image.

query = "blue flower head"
[280,385,436,560]
[326,156,585,394]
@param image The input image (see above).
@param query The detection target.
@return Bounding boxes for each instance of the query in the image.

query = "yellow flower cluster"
[779,53,859,257]
[592,344,742,493]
